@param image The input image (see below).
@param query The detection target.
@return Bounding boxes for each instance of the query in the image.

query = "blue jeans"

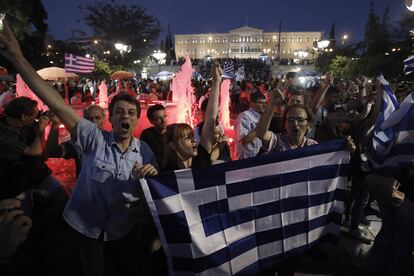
[371,200,414,276]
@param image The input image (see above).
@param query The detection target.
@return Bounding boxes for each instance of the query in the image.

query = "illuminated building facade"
[175,26,323,60]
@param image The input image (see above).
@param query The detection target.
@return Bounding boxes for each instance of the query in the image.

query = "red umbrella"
[111,70,135,80]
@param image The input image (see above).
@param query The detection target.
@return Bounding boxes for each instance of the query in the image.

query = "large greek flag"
[372,76,399,157]
[141,140,350,275]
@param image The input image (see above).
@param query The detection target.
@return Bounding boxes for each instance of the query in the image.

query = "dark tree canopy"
[0,0,48,69]
[80,1,161,65]
[0,0,48,38]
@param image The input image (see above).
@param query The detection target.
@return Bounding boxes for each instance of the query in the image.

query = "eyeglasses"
[287,117,308,125]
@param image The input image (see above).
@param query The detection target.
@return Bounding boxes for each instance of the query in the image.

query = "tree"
[164,25,176,64]
[329,22,336,48]
[364,1,380,55]
[0,0,49,69]
[80,1,161,67]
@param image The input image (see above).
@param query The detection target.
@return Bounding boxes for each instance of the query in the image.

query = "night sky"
[43,0,406,43]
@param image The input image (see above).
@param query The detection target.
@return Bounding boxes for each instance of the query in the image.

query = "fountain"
[98,80,108,108]
[170,55,195,127]
[16,74,48,111]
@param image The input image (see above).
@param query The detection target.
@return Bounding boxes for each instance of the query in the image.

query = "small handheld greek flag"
[222,61,235,79]
[372,76,399,157]
[403,55,414,75]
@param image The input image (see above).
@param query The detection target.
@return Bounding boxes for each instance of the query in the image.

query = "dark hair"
[147,104,165,120]
[108,92,141,118]
[283,103,314,124]
[4,97,38,119]
[286,72,297,79]
[250,92,266,103]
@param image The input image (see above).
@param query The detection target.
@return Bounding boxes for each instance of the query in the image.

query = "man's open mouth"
[121,123,130,130]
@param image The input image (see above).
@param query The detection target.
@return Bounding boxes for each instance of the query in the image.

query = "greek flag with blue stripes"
[372,76,399,157]
[222,61,235,79]
[373,90,414,171]
[141,139,350,275]
[404,55,414,75]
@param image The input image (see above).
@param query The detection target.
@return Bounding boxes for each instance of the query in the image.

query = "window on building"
[281,37,285,42]
[289,37,293,42]
[306,37,310,42]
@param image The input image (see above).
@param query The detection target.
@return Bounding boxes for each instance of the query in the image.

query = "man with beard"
[140,104,169,171]
[0,21,158,275]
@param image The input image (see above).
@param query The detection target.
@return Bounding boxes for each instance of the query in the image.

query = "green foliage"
[328,56,360,79]
[317,2,409,80]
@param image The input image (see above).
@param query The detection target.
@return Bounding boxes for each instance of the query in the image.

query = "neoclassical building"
[175,26,323,60]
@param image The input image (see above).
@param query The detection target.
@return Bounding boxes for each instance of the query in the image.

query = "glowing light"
[317,40,330,49]
[406,0,414,11]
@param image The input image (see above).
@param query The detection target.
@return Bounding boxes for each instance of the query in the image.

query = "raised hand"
[212,62,223,83]
[0,18,24,61]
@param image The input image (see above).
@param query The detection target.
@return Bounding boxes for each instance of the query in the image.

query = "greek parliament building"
[174,26,322,60]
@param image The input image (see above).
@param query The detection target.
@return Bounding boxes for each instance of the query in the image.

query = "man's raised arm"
[0,20,80,135]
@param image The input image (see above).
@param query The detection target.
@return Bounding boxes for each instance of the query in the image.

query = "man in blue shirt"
[234,92,266,159]
[0,21,158,275]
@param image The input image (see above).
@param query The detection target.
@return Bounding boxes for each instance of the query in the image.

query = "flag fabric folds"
[64,53,95,73]
[372,76,399,157]
[403,55,414,75]
[222,61,235,79]
[140,140,350,275]
[373,90,414,171]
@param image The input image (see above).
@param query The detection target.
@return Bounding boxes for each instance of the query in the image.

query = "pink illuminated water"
[220,79,231,129]
[98,80,108,108]
[16,74,48,111]
[170,55,195,127]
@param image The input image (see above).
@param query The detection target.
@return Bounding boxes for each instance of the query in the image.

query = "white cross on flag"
[140,139,350,275]
[65,53,95,74]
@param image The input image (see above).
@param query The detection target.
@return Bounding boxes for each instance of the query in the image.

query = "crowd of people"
[0,18,413,276]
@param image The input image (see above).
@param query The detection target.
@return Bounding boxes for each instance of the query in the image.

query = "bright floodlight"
[153,50,167,61]
[114,43,131,54]
[406,0,414,11]
[317,40,330,49]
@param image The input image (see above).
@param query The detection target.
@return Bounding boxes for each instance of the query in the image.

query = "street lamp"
[341,34,348,46]
[114,43,131,67]
[152,50,167,72]
[405,0,414,11]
